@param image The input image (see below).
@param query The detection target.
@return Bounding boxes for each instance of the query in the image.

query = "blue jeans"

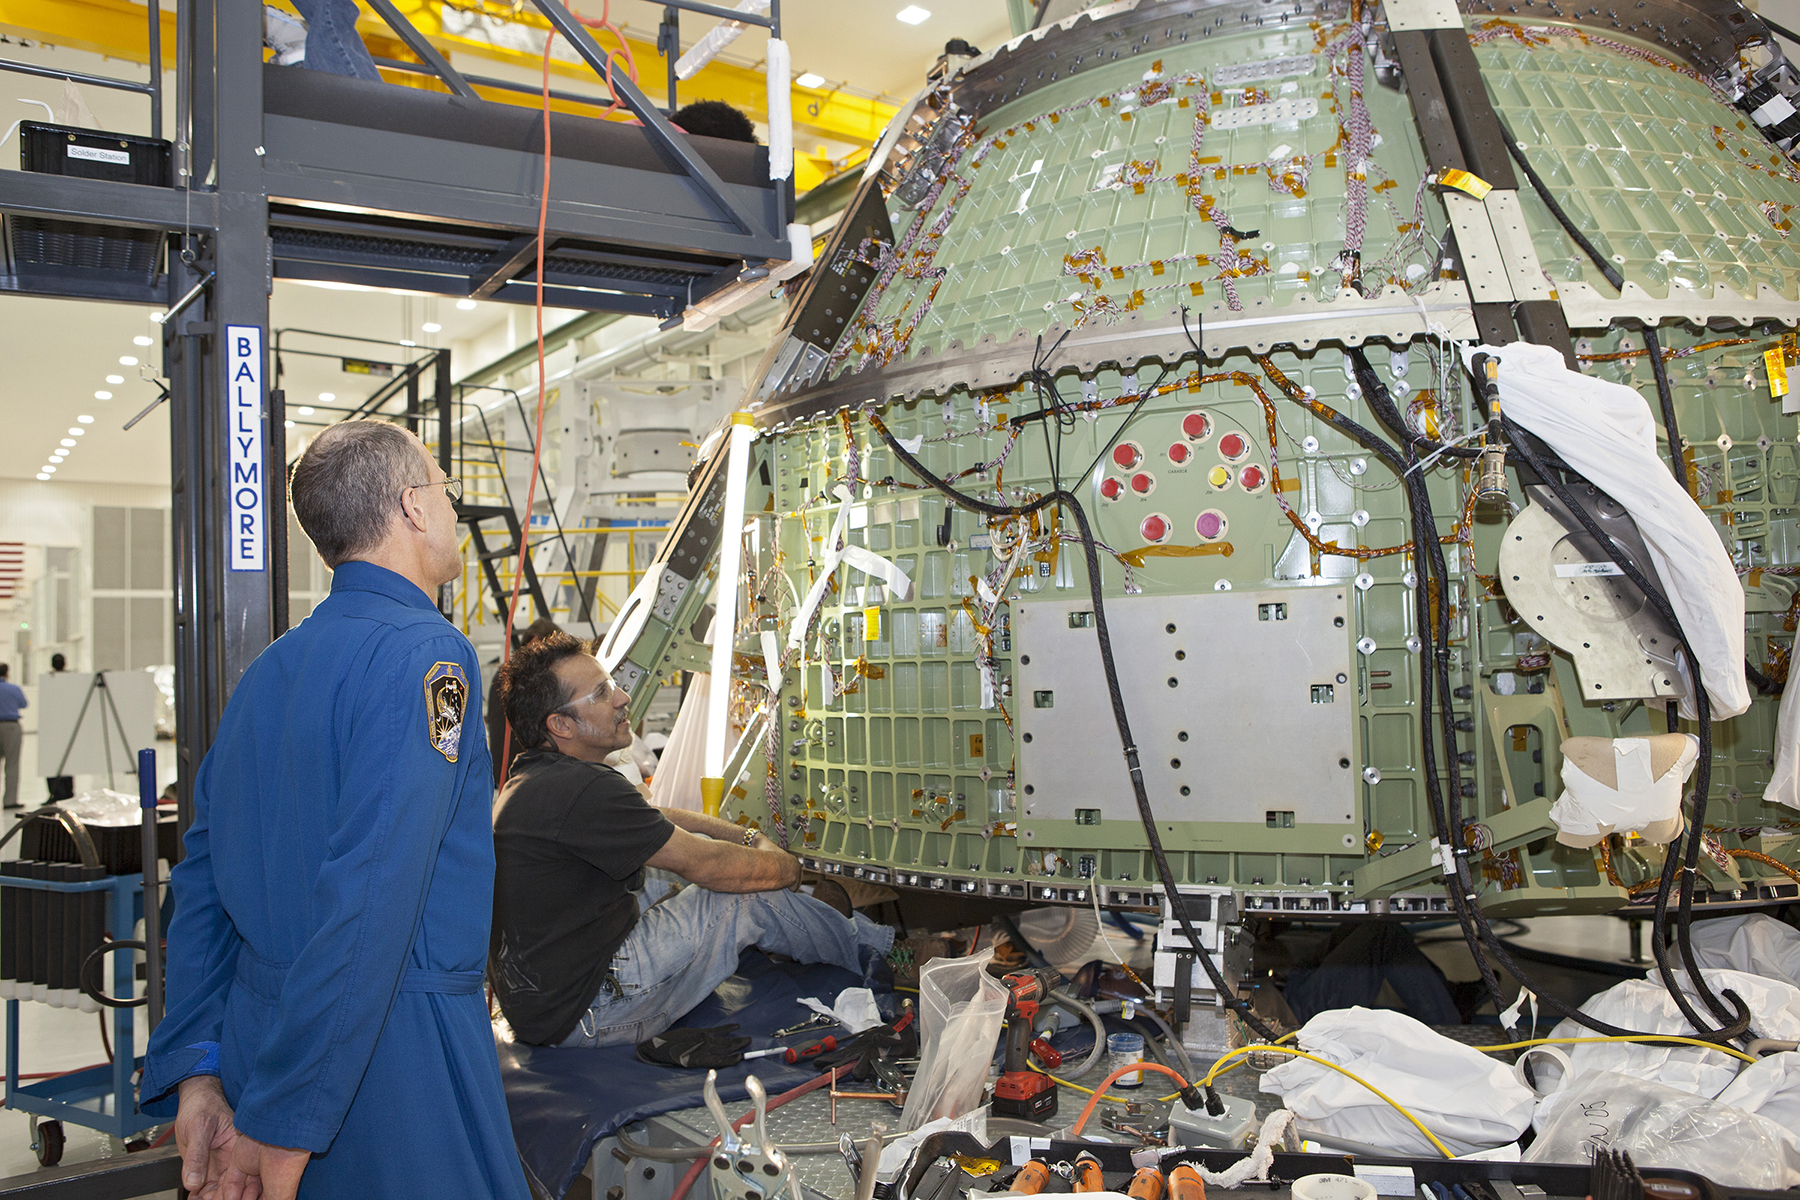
[291,0,383,82]
[558,886,895,1048]
[1284,921,1460,1026]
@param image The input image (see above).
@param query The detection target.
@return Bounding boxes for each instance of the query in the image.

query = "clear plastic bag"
[1525,1069,1800,1189]
[57,788,141,827]
[899,948,1008,1130]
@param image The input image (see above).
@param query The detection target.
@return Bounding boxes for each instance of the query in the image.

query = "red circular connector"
[1112,442,1143,469]
[1240,464,1267,491]
[1131,472,1154,494]
[1182,411,1212,441]
[1168,442,1191,464]
[1140,514,1170,542]
[1099,477,1123,500]
[1218,432,1248,461]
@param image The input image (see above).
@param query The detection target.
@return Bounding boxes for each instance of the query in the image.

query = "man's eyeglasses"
[556,680,614,715]
[403,478,463,503]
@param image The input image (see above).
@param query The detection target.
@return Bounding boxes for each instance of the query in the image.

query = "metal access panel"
[1014,588,1357,854]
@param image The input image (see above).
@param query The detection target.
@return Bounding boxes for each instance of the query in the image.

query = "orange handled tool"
[1013,1161,1053,1195]
[1169,1164,1207,1200]
[1128,1166,1166,1200]
[1072,1155,1106,1193]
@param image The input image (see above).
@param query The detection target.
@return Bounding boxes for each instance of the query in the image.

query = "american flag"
[0,543,21,601]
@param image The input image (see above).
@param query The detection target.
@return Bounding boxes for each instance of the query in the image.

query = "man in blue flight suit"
[142,419,529,1200]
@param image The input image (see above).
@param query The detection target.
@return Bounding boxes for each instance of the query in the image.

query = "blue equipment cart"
[2,747,164,1166]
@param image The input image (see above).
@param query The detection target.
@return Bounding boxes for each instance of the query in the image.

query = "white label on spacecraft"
[67,144,131,165]
[1210,97,1320,130]
[1554,561,1624,577]
[226,325,266,572]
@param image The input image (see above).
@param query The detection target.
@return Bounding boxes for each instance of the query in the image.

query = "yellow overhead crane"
[0,0,890,192]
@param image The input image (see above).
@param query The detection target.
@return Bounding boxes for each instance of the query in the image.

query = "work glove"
[636,1024,753,1069]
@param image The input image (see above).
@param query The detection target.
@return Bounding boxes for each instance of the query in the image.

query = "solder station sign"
[226,324,265,573]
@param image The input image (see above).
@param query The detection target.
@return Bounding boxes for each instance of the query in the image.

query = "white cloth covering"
[1259,1007,1534,1157]
[1549,734,1696,846]
[1688,912,1800,990]
[1467,342,1749,720]
[1530,968,1800,1108]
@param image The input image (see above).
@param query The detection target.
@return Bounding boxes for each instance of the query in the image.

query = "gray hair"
[289,420,426,568]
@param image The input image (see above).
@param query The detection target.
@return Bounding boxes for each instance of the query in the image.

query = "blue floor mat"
[500,950,868,1200]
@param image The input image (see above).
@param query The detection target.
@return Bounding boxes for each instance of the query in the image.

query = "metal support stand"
[50,673,142,792]
[138,748,163,1031]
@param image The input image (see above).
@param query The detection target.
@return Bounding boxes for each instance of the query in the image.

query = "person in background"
[488,616,560,787]
[263,1,382,83]
[670,99,757,143]
[42,653,71,802]
[0,664,24,810]
[141,420,527,1200]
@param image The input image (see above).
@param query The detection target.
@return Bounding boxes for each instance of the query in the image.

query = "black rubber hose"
[865,407,1281,1047]
[1497,119,1693,495]
[1500,420,1750,1041]
[1343,349,1508,1017]
[1351,349,1753,1042]
[1491,119,1750,1037]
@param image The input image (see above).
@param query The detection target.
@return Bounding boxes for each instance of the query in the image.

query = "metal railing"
[0,0,164,139]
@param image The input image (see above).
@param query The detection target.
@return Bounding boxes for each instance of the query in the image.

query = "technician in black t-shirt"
[489,633,895,1048]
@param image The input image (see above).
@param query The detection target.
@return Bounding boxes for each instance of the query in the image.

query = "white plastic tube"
[674,0,770,81]
[765,37,792,181]
[700,413,756,815]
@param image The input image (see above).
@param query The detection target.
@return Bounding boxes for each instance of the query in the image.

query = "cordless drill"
[991,967,1059,1121]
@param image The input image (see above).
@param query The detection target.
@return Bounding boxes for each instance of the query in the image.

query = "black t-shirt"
[489,746,675,1045]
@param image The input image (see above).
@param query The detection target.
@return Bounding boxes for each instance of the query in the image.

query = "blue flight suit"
[142,562,529,1200]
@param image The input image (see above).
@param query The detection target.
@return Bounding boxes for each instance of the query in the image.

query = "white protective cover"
[1766,678,1800,810]
[1526,1069,1800,1188]
[1716,1050,1800,1136]
[1469,342,1749,720]
[1549,734,1696,846]
[1529,968,1800,1107]
[1688,913,1800,989]
[649,674,710,812]
[1259,1007,1534,1156]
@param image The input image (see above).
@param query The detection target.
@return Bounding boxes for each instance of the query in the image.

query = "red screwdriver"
[743,1036,837,1064]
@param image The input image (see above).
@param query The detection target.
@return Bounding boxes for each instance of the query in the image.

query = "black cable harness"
[1496,117,1753,1039]
[863,408,1285,1045]
[1346,347,1750,1042]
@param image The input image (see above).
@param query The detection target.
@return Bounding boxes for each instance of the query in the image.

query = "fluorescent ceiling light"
[77,415,93,423]
[284,419,296,429]
[60,439,76,447]
[34,473,47,481]
[148,312,164,323]
[133,335,153,346]
[456,298,478,310]
[400,339,418,347]
[42,465,55,473]
[796,71,825,88]
[50,453,64,461]
[119,356,138,366]
[298,406,315,415]
[94,391,112,400]
[896,5,930,23]
[105,374,124,384]
[319,392,335,402]
[422,322,442,333]
[68,428,84,436]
